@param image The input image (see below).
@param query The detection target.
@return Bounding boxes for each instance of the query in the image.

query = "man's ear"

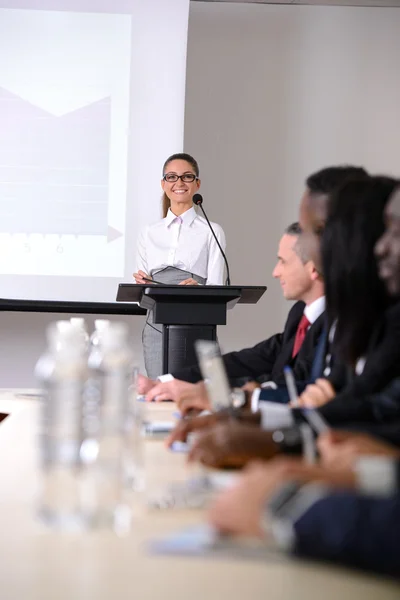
[308,261,321,281]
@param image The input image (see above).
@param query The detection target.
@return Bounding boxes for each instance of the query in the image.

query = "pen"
[283,366,299,407]
[302,408,330,434]
[142,276,167,285]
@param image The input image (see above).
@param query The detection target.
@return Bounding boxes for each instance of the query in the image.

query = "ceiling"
[193,0,400,7]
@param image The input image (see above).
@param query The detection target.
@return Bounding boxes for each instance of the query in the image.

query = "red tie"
[292,314,311,358]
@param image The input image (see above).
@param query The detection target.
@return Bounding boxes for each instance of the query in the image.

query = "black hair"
[322,175,398,365]
[161,153,199,217]
[306,165,368,196]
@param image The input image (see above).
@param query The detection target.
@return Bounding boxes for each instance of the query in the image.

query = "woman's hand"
[294,378,335,408]
[133,270,151,284]
[178,278,199,285]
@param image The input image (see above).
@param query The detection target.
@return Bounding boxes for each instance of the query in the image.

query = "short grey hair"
[285,222,302,236]
[284,222,310,264]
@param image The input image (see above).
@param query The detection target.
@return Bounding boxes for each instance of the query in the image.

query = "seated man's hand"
[137,374,157,395]
[295,378,335,408]
[176,381,210,415]
[145,379,210,410]
[208,457,356,538]
[166,412,227,447]
[188,422,280,469]
[318,430,400,470]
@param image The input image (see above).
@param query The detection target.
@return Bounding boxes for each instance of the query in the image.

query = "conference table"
[0,391,398,600]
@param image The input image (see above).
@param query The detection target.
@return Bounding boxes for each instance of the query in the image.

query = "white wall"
[184,1,400,356]
[1,1,400,387]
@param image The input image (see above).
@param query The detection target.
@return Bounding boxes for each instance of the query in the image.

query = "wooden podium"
[116,284,267,373]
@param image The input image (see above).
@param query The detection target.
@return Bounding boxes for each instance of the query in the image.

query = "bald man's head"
[299,165,368,273]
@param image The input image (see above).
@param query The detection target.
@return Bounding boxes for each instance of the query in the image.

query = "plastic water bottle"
[80,322,136,533]
[125,366,145,493]
[83,319,111,445]
[35,322,88,530]
[70,318,90,349]
[89,319,110,348]
[55,320,72,333]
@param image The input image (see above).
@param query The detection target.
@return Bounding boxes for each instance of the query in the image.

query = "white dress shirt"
[304,296,326,326]
[136,206,226,285]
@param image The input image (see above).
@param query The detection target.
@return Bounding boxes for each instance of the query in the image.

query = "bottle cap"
[101,322,129,349]
[94,319,111,332]
[70,317,87,330]
[47,322,87,353]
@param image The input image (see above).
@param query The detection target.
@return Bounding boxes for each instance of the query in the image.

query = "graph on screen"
[0,8,131,277]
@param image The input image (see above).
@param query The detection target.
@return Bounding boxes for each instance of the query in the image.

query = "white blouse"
[136,206,226,285]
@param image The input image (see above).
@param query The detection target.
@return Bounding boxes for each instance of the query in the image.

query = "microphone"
[193,193,231,286]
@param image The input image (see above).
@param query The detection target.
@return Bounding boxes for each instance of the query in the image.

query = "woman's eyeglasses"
[163,173,198,183]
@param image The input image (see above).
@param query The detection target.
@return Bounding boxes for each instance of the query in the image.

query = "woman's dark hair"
[161,153,199,218]
[322,175,398,365]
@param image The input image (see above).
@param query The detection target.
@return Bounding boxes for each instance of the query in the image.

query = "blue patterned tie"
[310,327,328,383]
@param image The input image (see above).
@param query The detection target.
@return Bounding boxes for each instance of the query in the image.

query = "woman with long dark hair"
[133,153,226,379]
[298,175,400,407]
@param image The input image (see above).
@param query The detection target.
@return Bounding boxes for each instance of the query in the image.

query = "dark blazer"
[316,377,400,427]
[172,301,325,386]
[293,491,400,579]
[318,302,400,425]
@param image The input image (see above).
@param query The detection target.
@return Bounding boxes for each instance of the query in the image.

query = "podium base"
[163,325,216,374]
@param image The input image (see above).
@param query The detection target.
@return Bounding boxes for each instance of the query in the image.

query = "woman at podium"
[133,152,226,379]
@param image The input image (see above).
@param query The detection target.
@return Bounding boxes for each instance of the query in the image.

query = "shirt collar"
[304,296,326,325]
[165,206,197,228]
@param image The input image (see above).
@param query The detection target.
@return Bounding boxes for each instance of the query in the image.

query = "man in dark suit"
[139,222,325,410]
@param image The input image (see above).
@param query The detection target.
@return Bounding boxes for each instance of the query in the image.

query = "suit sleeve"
[292,492,400,578]
[330,302,400,400]
[172,333,284,384]
[219,333,284,384]
[219,303,306,384]
[319,304,400,425]
[172,303,303,384]
[319,376,400,425]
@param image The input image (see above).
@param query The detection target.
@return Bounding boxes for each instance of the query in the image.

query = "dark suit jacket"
[293,491,400,579]
[172,301,325,386]
[319,302,400,425]
[314,377,400,427]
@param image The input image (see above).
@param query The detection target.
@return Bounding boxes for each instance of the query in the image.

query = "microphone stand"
[193,195,231,286]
